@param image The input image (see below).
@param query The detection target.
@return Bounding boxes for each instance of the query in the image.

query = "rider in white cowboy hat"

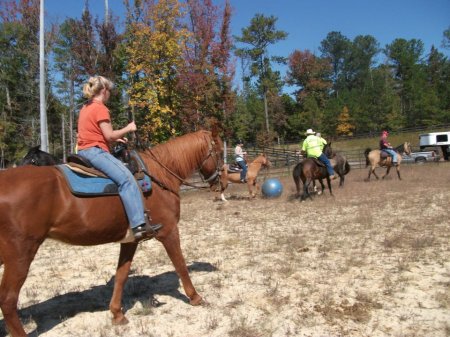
[301,128,336,180]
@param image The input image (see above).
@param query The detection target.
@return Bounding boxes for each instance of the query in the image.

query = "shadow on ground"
[0,261,216,337]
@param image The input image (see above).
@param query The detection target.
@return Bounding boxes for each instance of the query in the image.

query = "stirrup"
[132,223,162,241]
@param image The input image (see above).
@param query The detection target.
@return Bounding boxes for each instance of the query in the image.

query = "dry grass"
[1,163,449,337]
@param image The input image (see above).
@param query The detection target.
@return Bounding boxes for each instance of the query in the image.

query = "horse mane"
[140,130,211,185]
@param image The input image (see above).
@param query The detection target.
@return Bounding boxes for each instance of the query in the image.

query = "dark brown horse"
[292,151,333,201]
[323,143,351,187]
[364,142,411,181]
[19,145,61,166]
[0,130,223,337]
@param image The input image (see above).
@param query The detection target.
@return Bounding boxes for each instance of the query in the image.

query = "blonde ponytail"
[82,76,114,99]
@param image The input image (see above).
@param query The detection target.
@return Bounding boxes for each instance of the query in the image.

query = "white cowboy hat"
[305,128,315,135]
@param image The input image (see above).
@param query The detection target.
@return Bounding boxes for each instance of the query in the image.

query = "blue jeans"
[78,147,145,229]
[382,148,398,163]
[236,159,247,180]
[318,153,335,176]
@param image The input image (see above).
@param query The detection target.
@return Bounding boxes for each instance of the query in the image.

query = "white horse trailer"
[419,131,450,160]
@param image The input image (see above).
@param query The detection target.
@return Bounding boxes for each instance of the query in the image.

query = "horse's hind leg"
[382,167,391,179]
[302,178,313,201]
[161,226,202,305]
[109,242,138,325]
[0,239,41,337]
[318,179,325,195]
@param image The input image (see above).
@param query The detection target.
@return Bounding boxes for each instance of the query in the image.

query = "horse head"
[19,145,60,166]
[403,142,412,155]
[253,153,271,168]
[261,153,271,168]
[323,142,334,158]
[198,130,224,185]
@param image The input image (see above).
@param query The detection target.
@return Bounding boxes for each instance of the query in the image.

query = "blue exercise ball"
[262,178,283,198]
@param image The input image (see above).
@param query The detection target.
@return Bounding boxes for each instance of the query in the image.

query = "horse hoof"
[190,295,205,306]
[112,315,129,325]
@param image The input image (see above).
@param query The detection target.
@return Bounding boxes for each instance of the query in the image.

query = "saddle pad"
[311,158,326,167]
[380,150,390,158]
[56,164,152,196]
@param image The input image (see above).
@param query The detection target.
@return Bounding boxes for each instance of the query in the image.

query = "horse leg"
[326,177,333,196]
[0,239,41,337]
[109,242,138,325]
[302,178,313,201]
[219,174,228,202]
[247,179,256,198]
[294,175,301,198]
[370,166,380,180]
[313,180,318,194]
[382,166,391,179]
[161,227,203,305]
[338,173,344,187]
[318,179,325,195]
[396,166,401,180]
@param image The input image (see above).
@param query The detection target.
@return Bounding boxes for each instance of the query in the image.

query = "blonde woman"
[76,76,162,240]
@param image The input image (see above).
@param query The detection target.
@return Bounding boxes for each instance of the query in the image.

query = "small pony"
[218,154,271,201]
[364,141,411,181]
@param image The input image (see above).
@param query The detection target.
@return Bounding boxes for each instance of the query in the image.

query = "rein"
[144,136,221,191]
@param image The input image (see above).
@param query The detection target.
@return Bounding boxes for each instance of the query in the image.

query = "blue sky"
[45,0,449,54]
[45,0,449,92]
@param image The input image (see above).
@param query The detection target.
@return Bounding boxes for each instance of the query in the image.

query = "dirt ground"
[1,163,449,337]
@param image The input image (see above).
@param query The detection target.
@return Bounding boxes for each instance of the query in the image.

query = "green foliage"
[234,14,288,134]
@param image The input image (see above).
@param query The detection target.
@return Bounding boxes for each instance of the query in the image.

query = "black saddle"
[310,158,326,168]
[227,162,242,173]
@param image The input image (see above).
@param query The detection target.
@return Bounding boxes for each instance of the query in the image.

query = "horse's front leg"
[247,178,257,198]
[219,173,229,202]
[110,242,138,325]
[161,225,203,305]
[338,174,345,187]
[0,238,41,337]
[382,166,391,179]
[396,166,401,180]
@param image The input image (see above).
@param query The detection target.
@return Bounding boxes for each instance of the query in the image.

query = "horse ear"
[210,124,219,138]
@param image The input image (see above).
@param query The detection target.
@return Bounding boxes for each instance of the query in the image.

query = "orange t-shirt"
[77,101,111,152]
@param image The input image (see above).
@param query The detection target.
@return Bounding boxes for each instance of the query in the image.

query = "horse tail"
[292,162,302,182]
[343,160,351,174]
[364,148,371,167]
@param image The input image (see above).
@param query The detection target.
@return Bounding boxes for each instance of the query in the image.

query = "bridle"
[145,133,222,191]
[198,136,222,184]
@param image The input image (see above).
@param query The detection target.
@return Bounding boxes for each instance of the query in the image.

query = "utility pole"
[104,0,109,24]
[39,0,49,151]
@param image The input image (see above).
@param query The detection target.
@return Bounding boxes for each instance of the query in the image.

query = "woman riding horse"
[219,154,271,201]
[364,141,411,181]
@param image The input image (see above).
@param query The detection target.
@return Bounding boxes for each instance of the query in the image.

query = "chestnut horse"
[364,141,411,181]
[0,130,223,337]
[218,154,271,201]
